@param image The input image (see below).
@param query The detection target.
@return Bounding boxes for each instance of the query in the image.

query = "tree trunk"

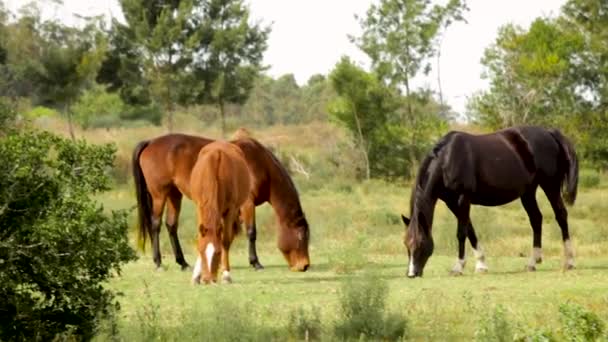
[166,83,174,132]
[404,77,417,166]
[436,34,445,119]
[65,103,75,141]
[352,105,370,180]
[219,98,226,138]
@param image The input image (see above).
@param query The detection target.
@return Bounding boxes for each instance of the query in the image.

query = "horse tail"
[550,129,579,205]
[132,139,152,250]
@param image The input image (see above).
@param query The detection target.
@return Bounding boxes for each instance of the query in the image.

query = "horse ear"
[401,214,410,226]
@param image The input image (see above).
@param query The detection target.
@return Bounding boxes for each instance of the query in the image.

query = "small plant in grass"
[475,305,514,342]
[559,302,605,342]
[334,274,408,341]
[135,282,164,341]
[328,234,368,274]
[287,306,323,341]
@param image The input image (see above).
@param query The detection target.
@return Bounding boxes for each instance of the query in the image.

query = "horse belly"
[469,186,524,206]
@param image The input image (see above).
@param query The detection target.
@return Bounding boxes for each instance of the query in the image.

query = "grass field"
[96,178,608,341]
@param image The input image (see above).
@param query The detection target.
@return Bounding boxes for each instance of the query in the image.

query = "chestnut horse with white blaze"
[190,141,250,284]
[132,132,310,272]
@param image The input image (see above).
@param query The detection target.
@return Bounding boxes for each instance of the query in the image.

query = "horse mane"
[199,150,222,231]
[409,131,458,215]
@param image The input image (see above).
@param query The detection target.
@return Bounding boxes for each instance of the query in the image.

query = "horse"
[400,126,578,278]
[132,132,310,272]
[189,141,251,284]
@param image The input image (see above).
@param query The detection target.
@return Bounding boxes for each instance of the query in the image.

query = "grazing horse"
[132,133,310,272]
[190,141,250,284]
[401,126,578,277]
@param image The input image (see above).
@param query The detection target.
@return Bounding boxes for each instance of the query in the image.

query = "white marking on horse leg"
[451,259,466,275]
[205,243,216,271]
[191,256,202,284]
[222,270,232,283]
[564,239,575,269]
[527,247,542,271]
[408,259,416,277]
[473,248,488,273]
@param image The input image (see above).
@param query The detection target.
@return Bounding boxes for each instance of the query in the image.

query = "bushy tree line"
[0,102,136,340]
[469,0,608,168]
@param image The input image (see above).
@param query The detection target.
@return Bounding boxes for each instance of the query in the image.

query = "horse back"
[139,134,212,198]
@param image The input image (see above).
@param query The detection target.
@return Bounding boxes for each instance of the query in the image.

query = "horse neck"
[268,173,305,230]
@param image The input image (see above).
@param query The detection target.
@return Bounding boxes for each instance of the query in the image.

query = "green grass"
[99,177,608,341]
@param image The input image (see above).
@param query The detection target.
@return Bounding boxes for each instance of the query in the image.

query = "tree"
[469,19,584,129]
[0,104,136,340]
[328,57,399,179]
[353,0,467,162]
[119,0,198,132]
[118,0,269,135]
[188,0,270,136]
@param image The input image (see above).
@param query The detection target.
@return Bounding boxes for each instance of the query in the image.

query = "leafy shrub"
[287,306,323,341]
[578,168,600,189]
[475,305,514,342]
[328,235,368,274]
[559,303,605,342]
[334,275,408,341]
[0,126,137,340]
[72,84,124,129]
[24,105,58,119]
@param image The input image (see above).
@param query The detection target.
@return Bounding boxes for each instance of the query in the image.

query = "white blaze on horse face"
[192,255,202,283]
[205,243,216,272]
[408,258,416,277]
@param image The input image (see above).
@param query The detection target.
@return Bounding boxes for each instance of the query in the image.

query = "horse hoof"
[526,265,536,272]
[191,276,201,285]
[475,267,488,274]
[251,262,264,271]
[180,263,191,271]
[536,257,543,264]
[564,263,575,271]
[450,270,463,276]
[155,266,165,272]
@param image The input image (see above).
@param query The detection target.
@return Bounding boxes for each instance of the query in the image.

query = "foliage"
[286,306,322,341]
[334,274,408,341]
[578,169,601,189]
[23,105,59,119]
[328,56,405,179]
[72,84,124,129]
[559,303,605,342]
[353,0,467,164]
[475,305,514,342]
[0,121,137,340]
[118,0,270,133]
[470,1,608,168]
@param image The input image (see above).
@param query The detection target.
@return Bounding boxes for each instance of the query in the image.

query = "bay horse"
[132,132,310,272]
[190,141,250,284]
[401,126,578,277]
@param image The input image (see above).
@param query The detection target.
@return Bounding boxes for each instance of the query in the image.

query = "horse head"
[401,187,434,278]
[278,216,310,272]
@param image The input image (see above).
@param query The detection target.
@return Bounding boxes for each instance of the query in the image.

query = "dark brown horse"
[132,133,310,272]
[190,141,251,284]
[401,126,578,277]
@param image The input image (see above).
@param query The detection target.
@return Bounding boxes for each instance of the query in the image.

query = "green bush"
[72,85,124,129]
[0,127,137,340]
[559,303,605,342]
[578,169,601,189]
[287,306,323,341]
[334,275,408,341]
[23,105,58,119]
[475,305,514,342]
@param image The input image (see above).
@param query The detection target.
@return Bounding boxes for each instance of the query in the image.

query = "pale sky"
[6,0,567,114]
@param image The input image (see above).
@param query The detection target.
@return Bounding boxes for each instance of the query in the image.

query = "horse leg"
[150,195,166,270]
[521,189,543,271]
[166,188,189,270]
[544,187,575,270]
[467,223,488,273]
[242,201,264,270]
[448,197,471,276]
[220,214,236,284]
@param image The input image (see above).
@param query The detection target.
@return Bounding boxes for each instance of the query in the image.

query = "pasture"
[90,121,608,340]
